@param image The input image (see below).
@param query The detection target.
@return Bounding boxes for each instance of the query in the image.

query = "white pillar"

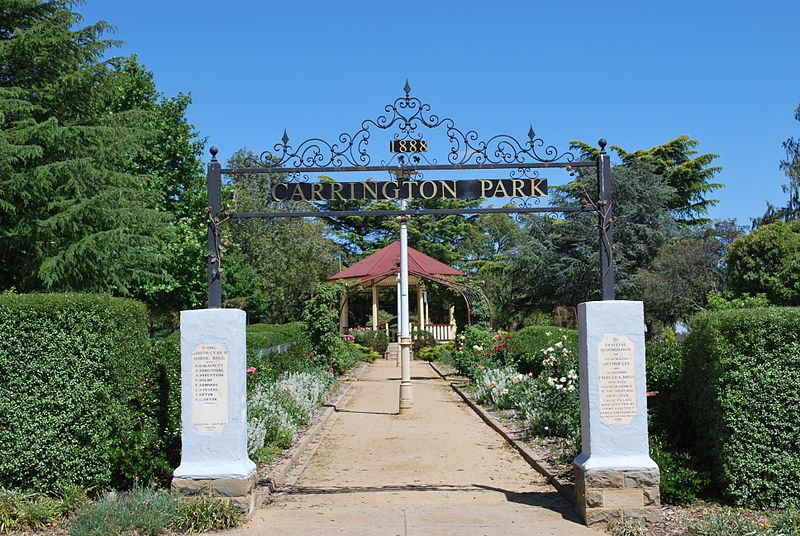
[398,204,412,413]
[173,308,257,513]
[396,277,402,366]
[574,300,660,526]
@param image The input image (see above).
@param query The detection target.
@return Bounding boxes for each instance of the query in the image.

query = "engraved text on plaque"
[597,334,637,425]
[191,343,229,433]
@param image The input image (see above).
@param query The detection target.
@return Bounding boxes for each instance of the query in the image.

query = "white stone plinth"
[574,301,656,472]
[173,309,255,480]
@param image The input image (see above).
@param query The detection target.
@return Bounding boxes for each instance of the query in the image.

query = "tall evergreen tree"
[571,136,722,224]
[0,1,167,294]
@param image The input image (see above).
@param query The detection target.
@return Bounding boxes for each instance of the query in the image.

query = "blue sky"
[75,1,799,226]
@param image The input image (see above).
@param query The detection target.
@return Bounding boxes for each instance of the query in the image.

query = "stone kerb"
[172,308,258,516]
[574,300,660,527]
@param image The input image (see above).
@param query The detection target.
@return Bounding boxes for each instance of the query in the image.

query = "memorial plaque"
[597,334,637,425]
[191,343,229,433]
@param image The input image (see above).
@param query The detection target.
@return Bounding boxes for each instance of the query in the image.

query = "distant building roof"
[328,241,465,284]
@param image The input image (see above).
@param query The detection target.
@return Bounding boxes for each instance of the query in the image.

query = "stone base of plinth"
[172,472,263,518]
[574,464,661,527]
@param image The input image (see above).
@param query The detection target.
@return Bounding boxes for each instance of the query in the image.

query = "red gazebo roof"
[329,241,464,284]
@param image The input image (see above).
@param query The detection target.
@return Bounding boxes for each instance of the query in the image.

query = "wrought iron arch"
[205,82,614,308]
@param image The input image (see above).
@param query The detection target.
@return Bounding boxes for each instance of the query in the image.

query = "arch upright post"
[207,147,222,308]
[597,139,615,301]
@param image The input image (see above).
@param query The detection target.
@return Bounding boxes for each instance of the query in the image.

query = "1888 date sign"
[205,81,615,307]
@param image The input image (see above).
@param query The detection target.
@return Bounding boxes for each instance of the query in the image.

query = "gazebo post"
[449,305,456,341]
[339,295,349,331]
[371,286,379,331]
[417,285,424,332]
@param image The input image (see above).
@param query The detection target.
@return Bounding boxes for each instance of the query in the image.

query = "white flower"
[555,341,563,348]
[568,369,578,379]
[567,384,576,391]
[546,377,556,386]
[500,388,509,396]
[560,377,566,383]
[554,384,563,390]
[545,332,552,337]
[546,347,554,352]
[473,345,483,351]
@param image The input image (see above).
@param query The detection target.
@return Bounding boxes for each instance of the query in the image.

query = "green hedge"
[683,307,800,507]
[0,293,173,492]
[246,322,306,351]
[507,326,578,376]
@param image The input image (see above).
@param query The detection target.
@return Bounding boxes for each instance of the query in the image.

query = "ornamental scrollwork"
[247,81,575,169]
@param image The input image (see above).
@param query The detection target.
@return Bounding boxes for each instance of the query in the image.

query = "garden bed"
[433,361,791,536]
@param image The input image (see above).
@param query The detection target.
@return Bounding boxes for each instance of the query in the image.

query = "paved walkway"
[228,359,598,535]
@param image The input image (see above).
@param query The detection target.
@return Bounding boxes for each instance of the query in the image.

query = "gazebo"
[328,241,489,341]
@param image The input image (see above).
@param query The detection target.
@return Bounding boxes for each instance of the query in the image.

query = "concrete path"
[228,359,598,535]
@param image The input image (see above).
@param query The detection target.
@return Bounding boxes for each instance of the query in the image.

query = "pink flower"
[246,367,257,374]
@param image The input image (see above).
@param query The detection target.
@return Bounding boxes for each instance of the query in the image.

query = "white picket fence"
[424,323,455,342]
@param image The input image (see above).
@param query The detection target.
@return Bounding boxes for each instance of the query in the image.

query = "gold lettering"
[310,182,324,201]
[330,182,345,201]
[419,181,437,199]
[440,180,457,198]
[492,180,509,197]
[479,180,494,198]
[401,181,416,199]
[348,182,356,200]
[290,184,308,201]
[530,179,547,197]
[511,179,525,198]
[272,183,288,202]
[363,182,378,199]
[382,181,399,199]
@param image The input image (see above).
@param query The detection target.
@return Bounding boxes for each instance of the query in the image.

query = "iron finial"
[210,146,219,161]
[403,79,412,96]
[598,138,607,154]
[281,130,289,146]
[527,125,536,140]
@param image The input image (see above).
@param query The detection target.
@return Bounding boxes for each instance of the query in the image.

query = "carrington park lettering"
[271,178,548,202]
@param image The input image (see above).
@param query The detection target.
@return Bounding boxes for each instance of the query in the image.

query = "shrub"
[506,326,578,376]
[69,489,241,536]
[523,333,580,447]
[0,486,89,533]
[683,307,800,507]
[411,329,436,353]
[648,435,710,505]
[246,322,306,352]
[330,340,358,374]
[451,325,501,378]
[417,343,453,363]
[0,293,169,492]
[352,329,389,355]
[474,366,532,410]
[247,370,334,455]
[353,343,380,363]
[171,497,241,533]
[69,488,179,536]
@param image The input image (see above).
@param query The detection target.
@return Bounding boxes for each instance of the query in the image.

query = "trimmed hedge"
[683,307,800,507]
[0,293,173,492]
[507,326,578,376]
[246,322,306,351]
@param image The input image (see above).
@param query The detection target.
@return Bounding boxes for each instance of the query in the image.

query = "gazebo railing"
[424,323,456,342]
